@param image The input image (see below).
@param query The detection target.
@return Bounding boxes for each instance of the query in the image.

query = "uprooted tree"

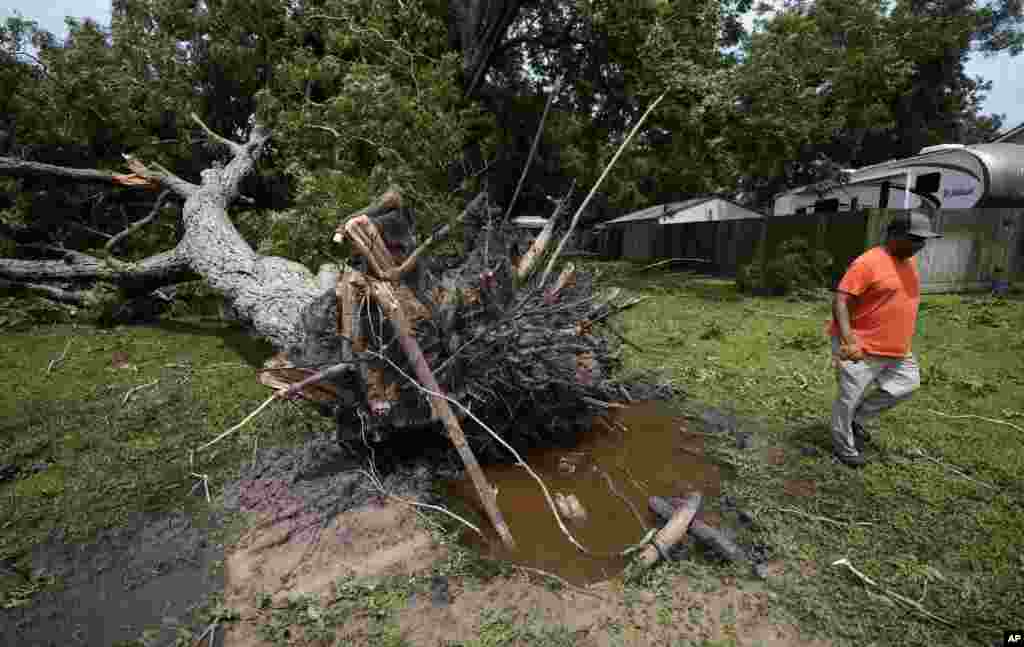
[0,105,665,549]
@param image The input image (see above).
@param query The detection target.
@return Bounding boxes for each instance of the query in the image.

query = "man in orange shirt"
[828,211,941,467]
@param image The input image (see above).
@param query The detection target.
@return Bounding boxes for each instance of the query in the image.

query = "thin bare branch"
[503,77,563,223]
[0,278,87,305]
[539,92,667,289]
[358,462,483,536]
[770,506,873,528]
[46,338,73,374]
[635,257,712,273]
[926,409,1024,435]
[509,563,611,601]
[190,112,242,155]
[907,447,997,491]
[192,393,278,455]
[831,558,957,628]
[122,379,159,405]
[105,190,173,252]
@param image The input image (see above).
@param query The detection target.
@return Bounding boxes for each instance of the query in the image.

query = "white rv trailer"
[772,143,1024,216]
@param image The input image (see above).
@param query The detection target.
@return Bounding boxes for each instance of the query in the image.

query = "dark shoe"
[834,452,867,469]
[851,420,872,444]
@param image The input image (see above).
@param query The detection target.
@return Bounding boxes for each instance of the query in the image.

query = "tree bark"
[0,123,330,353]
[0,247,196,290]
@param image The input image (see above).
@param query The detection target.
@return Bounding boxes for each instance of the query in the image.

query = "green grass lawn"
[0,318,334,570]
[594,260,1024,646]
[2,266,1023,646]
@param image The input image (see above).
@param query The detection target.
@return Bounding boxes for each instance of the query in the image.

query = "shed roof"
[600,197,714,226]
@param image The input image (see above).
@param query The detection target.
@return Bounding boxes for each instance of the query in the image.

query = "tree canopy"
[0,0,1020,278]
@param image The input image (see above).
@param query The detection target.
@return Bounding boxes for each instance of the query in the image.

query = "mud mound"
[222,502,444,647]
[218,433,454,647]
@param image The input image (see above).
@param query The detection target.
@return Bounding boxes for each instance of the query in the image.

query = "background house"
[592,197,765,274]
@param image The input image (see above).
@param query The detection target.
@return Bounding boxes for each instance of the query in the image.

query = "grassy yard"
[2,265,1023,646]
[0,318,334,569]
[597,260,1024,646]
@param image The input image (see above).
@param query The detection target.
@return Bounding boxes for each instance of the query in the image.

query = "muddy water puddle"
[446,401,734,586]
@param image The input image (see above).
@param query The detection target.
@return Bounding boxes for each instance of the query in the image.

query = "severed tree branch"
[0,156,131,185]
[0,245,197,290]
[0,278,88,305]
[122,154,198,199]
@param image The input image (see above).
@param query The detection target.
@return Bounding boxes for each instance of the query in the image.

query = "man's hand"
[839,334,865,362]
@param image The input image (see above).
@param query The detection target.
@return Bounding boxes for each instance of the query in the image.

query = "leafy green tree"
[728,0,1021,209]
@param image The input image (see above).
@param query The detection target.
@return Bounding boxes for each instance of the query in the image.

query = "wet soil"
[0,389,814,647]
[0,428,444,647]
[1,509,222,647]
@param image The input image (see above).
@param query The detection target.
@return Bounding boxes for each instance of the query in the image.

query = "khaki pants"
[830,337,920,457]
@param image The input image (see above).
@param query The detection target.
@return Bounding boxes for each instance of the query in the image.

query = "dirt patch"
[217,498,832,647]
[765,447,787,465]
[394,573,832,647]
[223,502,444,647]
[783,479,817,497]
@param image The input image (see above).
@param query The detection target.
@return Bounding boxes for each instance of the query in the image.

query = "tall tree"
[728,0,1021,209]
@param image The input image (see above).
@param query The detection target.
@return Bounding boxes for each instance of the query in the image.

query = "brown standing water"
[446,400,734,586]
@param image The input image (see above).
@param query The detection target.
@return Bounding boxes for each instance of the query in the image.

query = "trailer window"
[914,173,941,194]
[813,199,840,212]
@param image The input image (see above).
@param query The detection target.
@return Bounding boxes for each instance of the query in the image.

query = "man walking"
[827,210,941,467]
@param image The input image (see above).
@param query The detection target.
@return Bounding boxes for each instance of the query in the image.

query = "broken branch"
[637,492,702,567]
[122,154,197,199]
[382,192,488,281]
[122,379,159,405]
[46,338,73,374]
[539,91,667,289]
[370,281,516,550]
[515,181,573,281]
[358,458,483,537]
[332,188,403,244]
[634,258,712,273]
[509,563,611,602]
[831,558,956,628]
[192,393,277,455]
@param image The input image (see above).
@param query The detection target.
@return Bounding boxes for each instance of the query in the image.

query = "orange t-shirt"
[826,246,920,358]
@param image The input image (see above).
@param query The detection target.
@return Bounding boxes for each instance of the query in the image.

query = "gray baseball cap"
[888,210,942,239]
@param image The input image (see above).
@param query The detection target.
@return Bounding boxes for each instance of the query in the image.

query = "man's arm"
[832,291,856,343]
[833,291,864,360]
